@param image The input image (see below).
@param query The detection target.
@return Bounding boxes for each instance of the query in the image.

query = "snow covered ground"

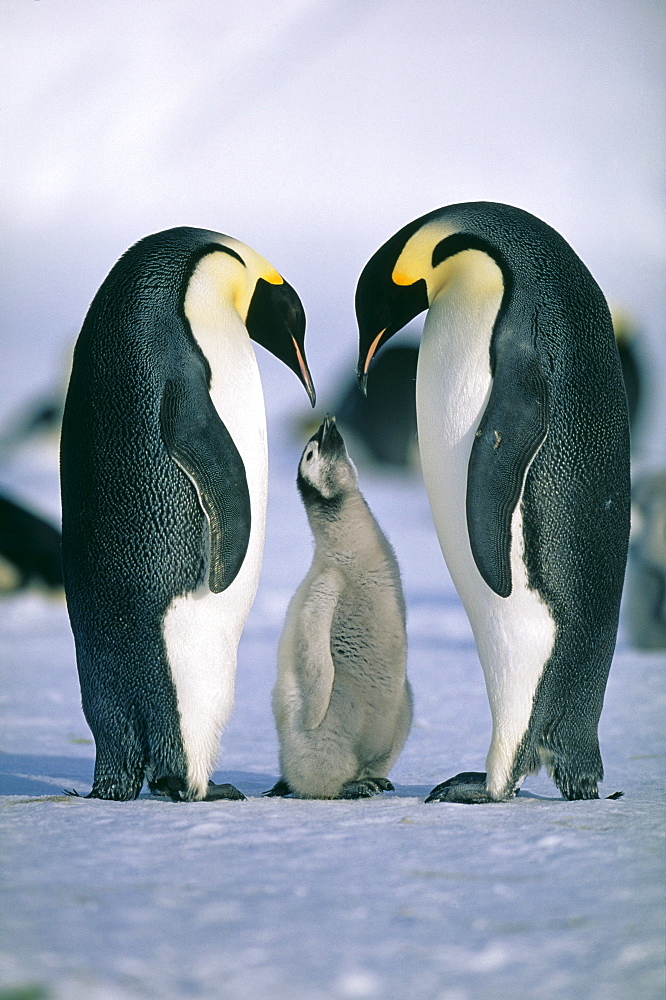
[1,427,665,1000]
[1,2,664,999]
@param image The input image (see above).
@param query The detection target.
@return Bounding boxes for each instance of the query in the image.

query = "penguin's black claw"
[340,781,376,798]
[606,790,624,800]
[263,778,293,797]
[340,778,393,799]
[149,775,188,801]
[204,781,246,801]
[88,784,141,801]
[370,777,395,792]
[426,771,495,804]
[62,788,81,797]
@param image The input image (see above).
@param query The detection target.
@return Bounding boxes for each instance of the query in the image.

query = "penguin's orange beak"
[357,328,386,396]
[292,336,316,407]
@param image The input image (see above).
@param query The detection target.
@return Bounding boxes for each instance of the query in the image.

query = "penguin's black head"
[297,415,357,512]
[355,221,430,395]
[246,277,316,406]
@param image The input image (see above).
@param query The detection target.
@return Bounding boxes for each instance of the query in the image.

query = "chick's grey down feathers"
[270,417,412,799]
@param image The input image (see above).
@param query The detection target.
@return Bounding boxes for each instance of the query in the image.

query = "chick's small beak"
[322,414,335,443]
[314,414,337,448]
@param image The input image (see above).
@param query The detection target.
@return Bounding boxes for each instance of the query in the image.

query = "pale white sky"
[1,0,664,429]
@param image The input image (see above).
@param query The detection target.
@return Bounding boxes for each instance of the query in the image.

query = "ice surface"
[1,428,665,1000]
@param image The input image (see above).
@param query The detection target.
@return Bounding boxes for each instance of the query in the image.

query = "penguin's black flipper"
[466,328,549,598]
[161,375,252,593]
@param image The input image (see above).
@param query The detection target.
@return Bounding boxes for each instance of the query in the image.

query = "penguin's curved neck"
[307,491,379,564]
[414,248,505,458]
[184,251,251,326]
[427,246,505,314]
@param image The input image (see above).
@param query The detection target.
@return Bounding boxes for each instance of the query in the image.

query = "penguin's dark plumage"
[61,227,314,801]
[331,343,419,469]
[356,202,630,802]
[0,492,63,592]
[624,470,666,650]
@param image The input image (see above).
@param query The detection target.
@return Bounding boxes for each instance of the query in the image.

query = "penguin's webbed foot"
[204,781,246,801]
[426,771,502,804]
[263,778,293,797]
[340,777,394,799]
[149,775,188,801]
[149,776,245,801]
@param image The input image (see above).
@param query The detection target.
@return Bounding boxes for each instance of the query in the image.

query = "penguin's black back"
[60,228,229,797]
[359,202,631,799]
[62,228,224,607]
[432,203,630,795]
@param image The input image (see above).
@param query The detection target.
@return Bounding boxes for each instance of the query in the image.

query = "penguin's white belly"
[163,314,267,797]
[417,291,555,797]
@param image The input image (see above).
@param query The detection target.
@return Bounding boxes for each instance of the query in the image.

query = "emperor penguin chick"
[269,416,412,799]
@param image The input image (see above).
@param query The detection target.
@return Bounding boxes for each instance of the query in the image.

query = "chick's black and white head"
[297,416,357,510]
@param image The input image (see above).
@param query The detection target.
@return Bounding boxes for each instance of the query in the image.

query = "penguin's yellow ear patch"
[393,219,457,287]
[263,268,284,285]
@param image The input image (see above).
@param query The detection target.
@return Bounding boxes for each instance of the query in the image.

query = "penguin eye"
[306,450,314,462]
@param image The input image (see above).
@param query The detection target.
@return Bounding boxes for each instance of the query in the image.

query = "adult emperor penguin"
[61,227,315,802]
[355,202,630,803]
[267,416,412,798]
